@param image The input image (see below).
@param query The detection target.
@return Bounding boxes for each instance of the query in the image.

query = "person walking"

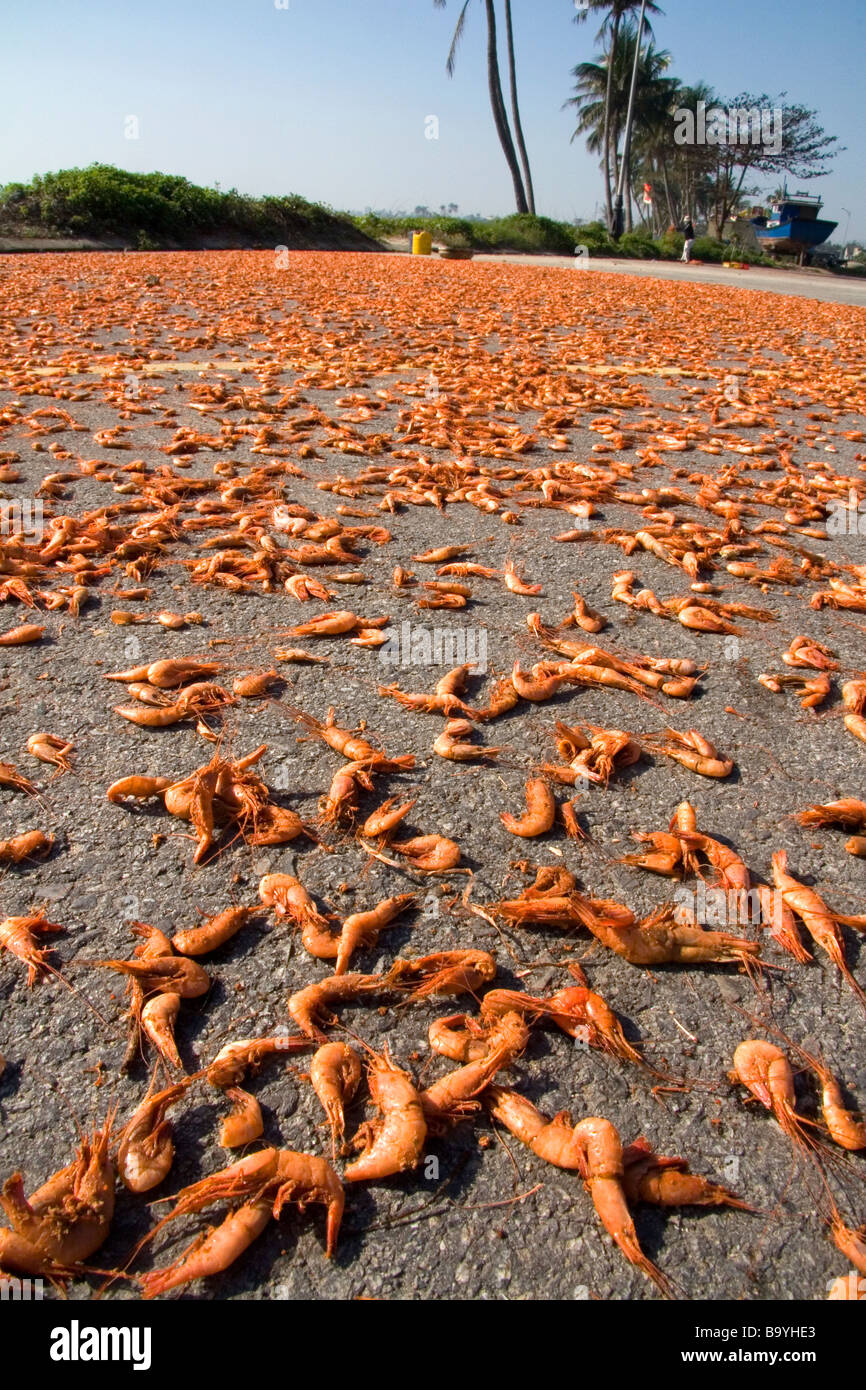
[681,218,695,264]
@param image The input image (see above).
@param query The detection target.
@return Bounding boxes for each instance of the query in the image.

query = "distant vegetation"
[350,210,771,263]
[0,165,780,264]
[0,165,376,250]
[350,211,577,255]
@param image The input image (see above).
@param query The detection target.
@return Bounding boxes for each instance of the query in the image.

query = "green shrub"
[690,236,727,262]
[655,230,684,258]
[472,214,576,254]
[617,229,659,258]
[574,221,617,256]
[0,165,370,247]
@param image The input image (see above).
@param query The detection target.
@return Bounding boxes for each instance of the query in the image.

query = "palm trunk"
[659,155,676,227]
[503,0,535,214]
[611,118,622,198]
[483,0,528,213]
[601,15,619,228]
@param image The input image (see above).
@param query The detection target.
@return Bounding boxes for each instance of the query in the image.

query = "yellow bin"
[412,230,432,256]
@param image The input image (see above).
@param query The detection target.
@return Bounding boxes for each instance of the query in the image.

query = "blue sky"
[2,0,864,239]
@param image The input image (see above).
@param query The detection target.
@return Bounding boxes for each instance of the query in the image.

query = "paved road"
[459,253,866,307]
[1,249,864,1304]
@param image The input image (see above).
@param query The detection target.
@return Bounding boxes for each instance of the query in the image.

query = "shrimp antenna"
[334,1022,383,1065]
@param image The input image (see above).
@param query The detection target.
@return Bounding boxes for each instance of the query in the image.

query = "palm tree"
[572,0,662,226]
[434,1,530,213]
[503,1,535,213]
[566,24,671,231]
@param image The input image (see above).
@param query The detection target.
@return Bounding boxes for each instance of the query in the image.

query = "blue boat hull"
[752,218,837,253]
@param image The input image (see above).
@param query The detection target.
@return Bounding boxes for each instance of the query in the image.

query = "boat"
[750,189,837,262]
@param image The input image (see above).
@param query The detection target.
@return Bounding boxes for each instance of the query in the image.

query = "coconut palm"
[566,23,672,230]
[434,0,530,213]
[572,0,663,226]
[503,1,535,213]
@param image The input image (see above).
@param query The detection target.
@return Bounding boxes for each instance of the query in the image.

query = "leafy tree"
[571,0,663,226]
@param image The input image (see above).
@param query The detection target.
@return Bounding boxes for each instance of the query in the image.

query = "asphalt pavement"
[0,250,864,1302]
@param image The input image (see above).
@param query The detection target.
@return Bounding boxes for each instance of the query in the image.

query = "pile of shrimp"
[1,250,865,1301]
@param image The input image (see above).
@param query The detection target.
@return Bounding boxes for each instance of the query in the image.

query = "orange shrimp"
[482,971,645,1066]
[754,885,811,964]
[427,1012,493,1062]
[621,1138,750,1211]
[0,624,45,645]
[771,851,866,1009]
[828,1206,866,1278]
[232,669,280,697]
[378,664,477,717]
[335,893,417,974]
[500,778,556,837]
[140,993,183,1070]
[286,610,363,637]
[775,1037,866,1153]
[385,834,462,872]
[572,1116,674,1297]
[844,713,866,746]
[677,831,750,893]
[117,1076,192,1193]
[486,1087,587,1170]
[412,545,473,563]
[420,1013,528,1127]
[0,761,38,795]
[643,728,733,778]
[344,1048,427,1182]
[510,661,568,702]
[0,830,54,863]
[259,873,337,960]
[144,658,223,688]
[389,949,496,1000]
[288,971,392,1042]
[205,1034,310,1088]
[0,1117,115,1275]
[106,775,172,803]
[219,1088,264,1148]
[794,799,866,832]
[310,1042,362,1160]
[320,759,375,825]
[171,906,253,956]
[584,903,760,968]
[360,797,416,840]
[729,1040,812,1151]
[80,953,210,999]
[139,1147,343,1296]
[503,561,542,595]
[140,1195,273,1299]
[0,910,63,985]
[26,732,74,773]
[282,704,413,768]
[432,718,498,761]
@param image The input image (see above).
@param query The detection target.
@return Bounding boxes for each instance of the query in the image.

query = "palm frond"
[444,0,473,78]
